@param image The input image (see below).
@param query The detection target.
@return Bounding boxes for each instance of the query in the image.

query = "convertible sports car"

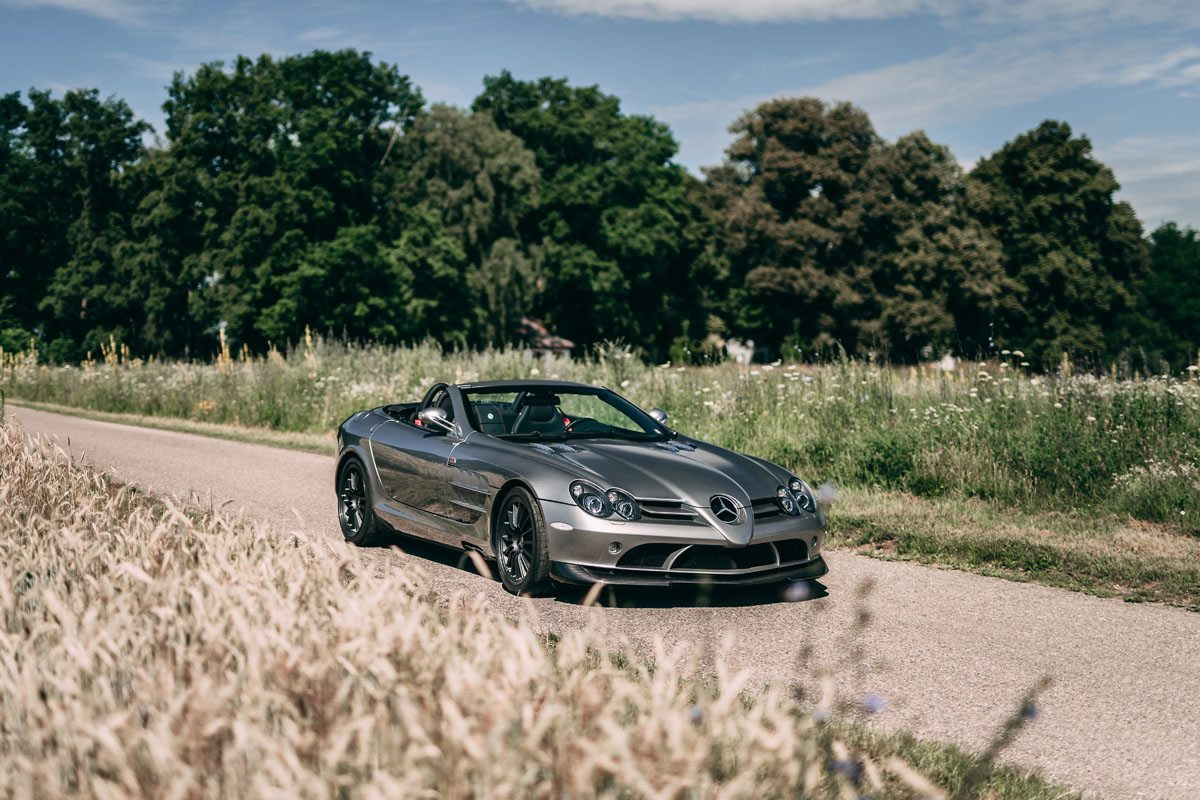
[335,380,827,595]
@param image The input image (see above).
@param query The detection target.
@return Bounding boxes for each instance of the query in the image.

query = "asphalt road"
[10,404,1200,800]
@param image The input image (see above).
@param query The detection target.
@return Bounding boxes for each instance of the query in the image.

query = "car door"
[368,389,462,537]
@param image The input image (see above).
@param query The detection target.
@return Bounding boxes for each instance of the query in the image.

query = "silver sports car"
[335,380,827,595]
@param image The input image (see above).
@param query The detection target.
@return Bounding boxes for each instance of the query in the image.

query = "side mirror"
[648,408,669,424]
[417,406,455,434]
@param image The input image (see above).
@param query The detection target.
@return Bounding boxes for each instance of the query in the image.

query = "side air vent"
[751,497,784,521]
[637,499,699,522]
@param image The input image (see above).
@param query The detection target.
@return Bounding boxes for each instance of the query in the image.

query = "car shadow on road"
[554,580,829,609]
[373,531,829,610]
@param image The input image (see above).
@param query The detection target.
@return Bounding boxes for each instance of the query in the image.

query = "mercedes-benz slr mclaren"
[335,380,827,595]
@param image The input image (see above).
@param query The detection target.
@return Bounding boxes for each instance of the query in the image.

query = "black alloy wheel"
[338,459,382,546]
[496,487,551,596]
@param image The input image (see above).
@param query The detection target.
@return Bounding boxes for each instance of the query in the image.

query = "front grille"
[751,497,784,521]
[673,543,778,571]
[617,543,683,569]
[775,538,809,564]
[638,499,699,522]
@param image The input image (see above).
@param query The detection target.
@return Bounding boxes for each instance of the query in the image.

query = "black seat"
[512,402,565,435]
[474,403,507,435]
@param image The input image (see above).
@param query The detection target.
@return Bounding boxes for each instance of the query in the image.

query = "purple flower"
[784,581,812,602]
[689,706,704,725]
[863,692,887,714]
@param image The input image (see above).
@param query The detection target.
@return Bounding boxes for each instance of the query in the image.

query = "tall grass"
[0,421,1067,798]
[3,336,1199,526]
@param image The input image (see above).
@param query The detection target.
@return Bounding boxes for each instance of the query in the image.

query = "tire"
[495,486,552,596]
[337,458,384,546]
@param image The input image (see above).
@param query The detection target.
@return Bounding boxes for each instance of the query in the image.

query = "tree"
[855,132,1017,360]
[474,72,716,356]
[1136,223,1200,368]
[707,98,1010,360]
[158,50,422,352]
[16,89,150,360]
[395,104,541,345]
[968,120,1149,364]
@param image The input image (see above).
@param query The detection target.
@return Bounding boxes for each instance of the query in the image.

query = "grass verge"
[6,398,335,454]
[830,487,1200,610]
[0,415,1076,798]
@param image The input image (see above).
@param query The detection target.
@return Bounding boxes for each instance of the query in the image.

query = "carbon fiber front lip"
[550,555,828,587]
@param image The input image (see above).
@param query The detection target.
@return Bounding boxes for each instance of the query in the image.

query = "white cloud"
[0,0,153,26]
[1116,46,1200,87]
[507,0,946,23]
[1101,136,1200,226]
[655,35,1157,155]
[296,26,344,44]
[510,0,1200,25]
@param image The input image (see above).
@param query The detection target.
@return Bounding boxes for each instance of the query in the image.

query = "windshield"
[462,386,666,441]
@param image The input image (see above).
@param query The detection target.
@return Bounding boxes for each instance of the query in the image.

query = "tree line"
[1,49,1197,368]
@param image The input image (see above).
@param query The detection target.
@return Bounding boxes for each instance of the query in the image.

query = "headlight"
[571,481,611,517]
[606,488,641,521]
[776,486,799,515]
[788,477,817,513]
[571,481,640,520]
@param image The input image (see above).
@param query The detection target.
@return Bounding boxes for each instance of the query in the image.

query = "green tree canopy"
[474,72,717,356]
[0,89,148,357]
[1136,222,1200,368]
[708,98,1011,360]
[395,104,541,346]
[154,49,422,352]
[967,120,1148,364]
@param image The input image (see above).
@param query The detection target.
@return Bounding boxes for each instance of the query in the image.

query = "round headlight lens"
[776,485,800,516]
[570,480,612,518]
[789,476,817,513]
[606,489,641,521]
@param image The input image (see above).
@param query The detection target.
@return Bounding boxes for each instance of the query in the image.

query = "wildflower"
[1013,350,1025,358]
[1054,402,1063,408]
[1020,702,1039,722]
[689,706,704,724]
[620,380,630,388]
[863,692,887,714]
[1087,415,1096,422]
[530,367,540,376]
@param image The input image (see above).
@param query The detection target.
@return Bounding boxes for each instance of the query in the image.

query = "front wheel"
[338,458,384,546]
[496,487,552,596]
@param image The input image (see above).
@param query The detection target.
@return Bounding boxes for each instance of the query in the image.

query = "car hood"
[522,437,783,507]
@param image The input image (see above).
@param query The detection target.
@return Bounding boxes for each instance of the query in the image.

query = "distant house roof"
[516,317,574,352]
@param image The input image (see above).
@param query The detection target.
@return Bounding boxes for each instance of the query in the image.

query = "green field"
[5,337,1198,608]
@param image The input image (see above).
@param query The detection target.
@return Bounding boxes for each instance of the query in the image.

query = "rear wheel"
[496,487,552,596]
[338,458,384,546]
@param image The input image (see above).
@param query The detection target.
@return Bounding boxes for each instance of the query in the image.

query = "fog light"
[608,541,622,555]
[810,535,820,549]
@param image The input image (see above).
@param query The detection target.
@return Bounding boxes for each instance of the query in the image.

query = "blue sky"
[2,0,1198,227]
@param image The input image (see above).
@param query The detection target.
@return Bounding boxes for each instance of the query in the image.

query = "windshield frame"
[459,384,669,442]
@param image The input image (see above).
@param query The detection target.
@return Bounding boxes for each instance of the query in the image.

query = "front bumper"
[539,498,827,587]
